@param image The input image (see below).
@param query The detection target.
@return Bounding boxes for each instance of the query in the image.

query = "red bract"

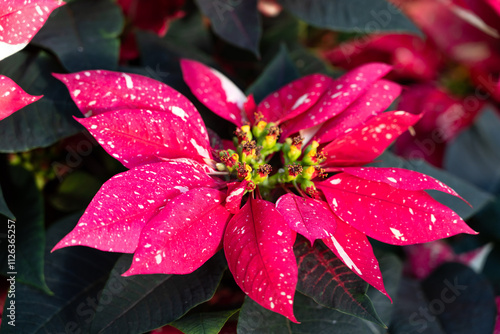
[403,240,492,280]
[0,75,42,121]
[0,0,64,61]
[52,60,476,322]
[324,33,443,82]
[394,84,484,166]
[117,0,185,37]
[0,0,62,120]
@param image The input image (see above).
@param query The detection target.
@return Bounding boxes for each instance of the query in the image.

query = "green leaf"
[365,252,402,330]
[170,309,239,334]
[246,45,300,103]
[0,212,119,334]
[422,263,496,333]
[0,165,48,293]
[0,50,82,152]
[294,238,385,326]
[289,44,340,76]
[49,171,102,212]
[371,151,493,220]
[444,109,500,194]
[392,263,496,334]
[32,0,124,72]
[279,0,420,33]
[390,278,446,334]
[0,185,14,220]
[238,253,401,333]
[471,196,500,241]
[90,253,227,334]
[195,0,262,56]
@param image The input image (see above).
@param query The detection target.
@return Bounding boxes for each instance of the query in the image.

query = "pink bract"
[0,75,42,121]
[52,60,476,322]
[0,0,64,61]
[0,0,64,121]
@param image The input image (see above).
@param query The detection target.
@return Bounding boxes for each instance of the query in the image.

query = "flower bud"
[236,162,253,181]
[283,136,303,163]
[253,164,272,184]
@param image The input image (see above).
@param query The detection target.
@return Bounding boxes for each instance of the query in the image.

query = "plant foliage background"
[0,0,500,333]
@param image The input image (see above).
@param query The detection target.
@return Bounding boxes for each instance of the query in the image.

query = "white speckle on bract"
[210,68,246,109]
[390,227,404,240]
[227,187,244,202]
[270,302,275,309]
[291,93,309,110]
[330,178,341,185]
[387,177,397,183]
[90,125,97,129]
[174,186,189,193]
[331,236,362,275]
[431,214,436,223]
[122,73,134,89]
[277,230,283,236]
[35,5,44,16]
[73,89,81,97]
[171,106,188,122]
[155,254,162,264]
[190,138,210,159]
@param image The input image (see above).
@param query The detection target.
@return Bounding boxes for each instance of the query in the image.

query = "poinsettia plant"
[51,59,476,322]
[1,0,500,333]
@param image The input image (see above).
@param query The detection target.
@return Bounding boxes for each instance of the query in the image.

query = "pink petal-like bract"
[281,63,392,138]
[257,74,334,124]
[52,161,223,253]
[0,75,42,121]
[181,59,248,126]
[336,167,464,200]
[53,70,207,134]
[322,219,390,300]
[321,111,421,167]
[75,109,211,168]
[318,173,477,245]
[224,197,298,322]
[313,80,401,144]
[276,193,337,244]
[0,0,64,60]
[117,0,185,36]
[225,181,248,214]
[124,187,231,275]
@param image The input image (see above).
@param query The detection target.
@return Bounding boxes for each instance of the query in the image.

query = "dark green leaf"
[0,185,14,220]
[0,212,119,334]
[246,45,299,103]
[90,253,227,334]
[468,196,500,241]
[294,238,384,326]
[170,309,239,334]
[289,44,340,76]
[279,0,419,33]
[421,263,496,334]
[444,109,500,194]
[365,252,402,329]
[390,278,446,334]
[0,166,48,293]
[49,171,102,212]
[195,0,261,56]
[238,253,400,333]
[0,50,82,152]
[371,151,493,220]
[32,0,124,72]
